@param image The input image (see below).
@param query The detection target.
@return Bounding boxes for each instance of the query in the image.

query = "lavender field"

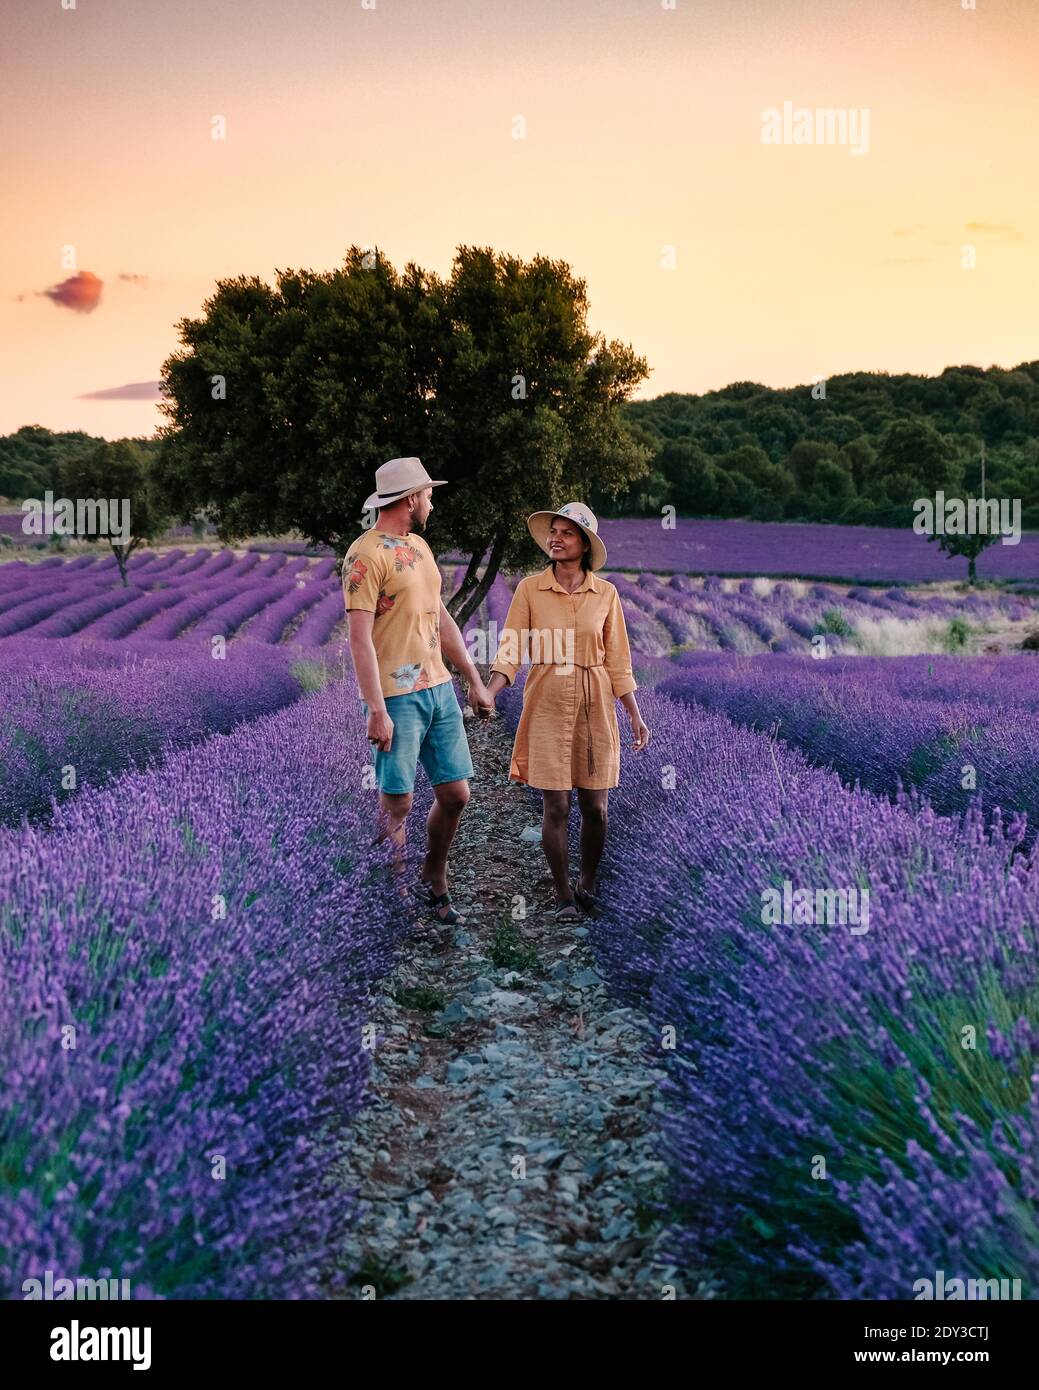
[14,547,1031,666]
[0,547,343,645]
[10,511,1039,586]
[0,638,313,825]
[596,518,1039,584]
[660,653,1039,839]
[2,536,1037,1300]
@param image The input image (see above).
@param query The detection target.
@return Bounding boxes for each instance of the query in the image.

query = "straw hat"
[363,457,447,512]
[526,501,607,571]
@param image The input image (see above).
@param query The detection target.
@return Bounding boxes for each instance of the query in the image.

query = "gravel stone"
[333,716,716,1301]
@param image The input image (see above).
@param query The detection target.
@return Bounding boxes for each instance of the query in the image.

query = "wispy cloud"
[77,380,166,401]
[117,272,150,286]
[965,222,1023,242]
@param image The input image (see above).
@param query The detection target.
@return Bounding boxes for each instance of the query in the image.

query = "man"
[343,456,493,925]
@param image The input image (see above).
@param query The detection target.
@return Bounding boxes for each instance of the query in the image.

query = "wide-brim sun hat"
[526,501,607,571]
[363,456,448,512]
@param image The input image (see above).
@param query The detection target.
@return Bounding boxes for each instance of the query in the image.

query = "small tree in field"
[927,526,998,586]
[60,441,169,586]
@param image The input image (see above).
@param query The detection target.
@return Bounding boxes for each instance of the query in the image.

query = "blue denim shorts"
[362,679,475,794]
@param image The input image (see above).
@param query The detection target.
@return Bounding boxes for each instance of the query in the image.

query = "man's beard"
[411,510,427,534]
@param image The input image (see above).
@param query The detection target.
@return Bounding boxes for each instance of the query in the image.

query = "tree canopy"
[155,245,650,621]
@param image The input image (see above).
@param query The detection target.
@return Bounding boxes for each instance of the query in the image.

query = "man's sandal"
[554,899,581,921]
[417,880,466,926]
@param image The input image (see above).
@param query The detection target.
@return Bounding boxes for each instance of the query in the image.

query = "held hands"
[366,708,394,752]
[630,715,651,752]
[468,675,496,720]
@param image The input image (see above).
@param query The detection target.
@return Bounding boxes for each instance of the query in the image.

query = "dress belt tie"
[580,664,595,775]
[571,661,602,777]
[529,659,603,777]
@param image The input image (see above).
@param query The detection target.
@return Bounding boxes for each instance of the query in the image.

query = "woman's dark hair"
[550,517,592,571]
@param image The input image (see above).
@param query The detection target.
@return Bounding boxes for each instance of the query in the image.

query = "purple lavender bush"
[293,590,347,648]
[0,676,407,1298]
[660,653,1039,839]
[0,639,310,825]
[588,689,1039,1298]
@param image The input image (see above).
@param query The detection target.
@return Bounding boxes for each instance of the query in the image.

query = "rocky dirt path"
[335,712,714,1300]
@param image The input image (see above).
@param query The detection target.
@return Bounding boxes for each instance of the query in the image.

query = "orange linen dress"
[490,566,638,791]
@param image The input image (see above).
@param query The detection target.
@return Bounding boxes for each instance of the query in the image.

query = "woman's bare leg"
[576,787,608,893]
[541,790,574,904]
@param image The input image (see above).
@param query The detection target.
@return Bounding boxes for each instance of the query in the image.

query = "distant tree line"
[4,360,1037,557]
[597,363,1039,529]
[0,426,160,503]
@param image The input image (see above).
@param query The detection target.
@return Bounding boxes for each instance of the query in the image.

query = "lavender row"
[0,638,313,826]
[586,689,1039,1297]
[660,653,1039,837]
[0,676,407,1297]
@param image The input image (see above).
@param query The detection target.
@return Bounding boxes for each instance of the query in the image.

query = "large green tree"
[156,245,650,624]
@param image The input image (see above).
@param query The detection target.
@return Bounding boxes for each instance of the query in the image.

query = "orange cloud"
[43,271,103,313]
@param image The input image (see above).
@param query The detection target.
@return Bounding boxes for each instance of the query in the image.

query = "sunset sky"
[2,0,1036,439]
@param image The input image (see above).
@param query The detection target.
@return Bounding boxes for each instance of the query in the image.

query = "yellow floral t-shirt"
[342,529,452,699]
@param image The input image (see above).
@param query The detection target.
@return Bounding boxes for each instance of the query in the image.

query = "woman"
[486,502,651,920]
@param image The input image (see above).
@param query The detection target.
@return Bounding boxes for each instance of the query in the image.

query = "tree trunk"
[111,538,139,588]
[445,545,485,621]
[968,555,977,586]
[449,533,506,631]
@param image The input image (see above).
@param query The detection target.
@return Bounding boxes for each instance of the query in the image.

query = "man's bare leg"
[376,791,413,858]
[421,779,470,897]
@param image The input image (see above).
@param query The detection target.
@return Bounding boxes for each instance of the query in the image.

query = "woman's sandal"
[573,883,602,916]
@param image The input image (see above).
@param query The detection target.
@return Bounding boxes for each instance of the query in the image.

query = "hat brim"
[362,479,448,512]
[526,510,607,571]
